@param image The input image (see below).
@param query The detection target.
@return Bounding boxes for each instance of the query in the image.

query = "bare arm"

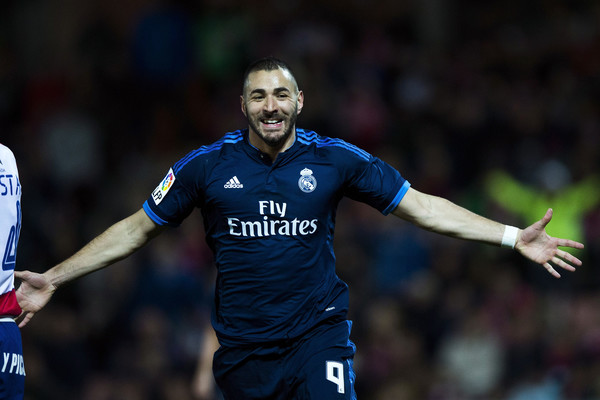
[16,209,166,327]
[392,187,507,244]
[393,187,584,277]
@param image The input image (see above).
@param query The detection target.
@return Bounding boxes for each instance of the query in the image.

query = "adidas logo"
[224,176,244,189]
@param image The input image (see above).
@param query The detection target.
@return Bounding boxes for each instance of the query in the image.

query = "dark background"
[1,0,599,399]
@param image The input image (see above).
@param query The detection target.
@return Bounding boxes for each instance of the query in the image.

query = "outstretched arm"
[392,188,584,277]
[15,208,166,327]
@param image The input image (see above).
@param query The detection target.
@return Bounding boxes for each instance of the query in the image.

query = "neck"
[248,128,296,161]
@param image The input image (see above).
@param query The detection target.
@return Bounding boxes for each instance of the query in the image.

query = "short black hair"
[242,57,298,94]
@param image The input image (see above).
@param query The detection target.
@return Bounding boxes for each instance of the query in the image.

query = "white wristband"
[501,225,519,249]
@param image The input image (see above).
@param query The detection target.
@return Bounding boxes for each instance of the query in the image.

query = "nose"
[264,95,278,113]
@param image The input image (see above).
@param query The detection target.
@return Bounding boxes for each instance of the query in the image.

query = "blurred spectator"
[485,159,600,245]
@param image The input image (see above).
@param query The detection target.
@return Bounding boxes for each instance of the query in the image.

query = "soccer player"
[0,144,26,399]
[15,57,584,399]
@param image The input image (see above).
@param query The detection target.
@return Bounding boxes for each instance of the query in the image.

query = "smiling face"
[241,67,304,157]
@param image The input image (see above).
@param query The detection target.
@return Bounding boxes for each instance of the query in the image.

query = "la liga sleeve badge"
[152,168,176,205]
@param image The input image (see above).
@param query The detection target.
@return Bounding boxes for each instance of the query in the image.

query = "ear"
[240,95,247,116]
[296,91,304,115]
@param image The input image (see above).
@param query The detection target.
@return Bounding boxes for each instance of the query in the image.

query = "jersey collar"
[243,129,301,166]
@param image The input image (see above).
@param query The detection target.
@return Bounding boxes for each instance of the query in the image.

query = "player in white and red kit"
[0,144,25,399]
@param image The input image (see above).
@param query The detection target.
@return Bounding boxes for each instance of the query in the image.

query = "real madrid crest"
[298,168,317,193]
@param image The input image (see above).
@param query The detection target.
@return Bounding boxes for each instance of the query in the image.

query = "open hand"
[516,208,585,278]
[14,270,57,328]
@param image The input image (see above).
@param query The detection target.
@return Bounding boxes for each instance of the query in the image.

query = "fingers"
[557,238,585,251]
[14,270,53,292]
[552,256,576,272]
[557,249,583,267]
[543,262,561,279]
[16,312,33,328]
[542,249,581,278]
[13,270,28,280]
[14,270,37,287]
[539,208,553,228]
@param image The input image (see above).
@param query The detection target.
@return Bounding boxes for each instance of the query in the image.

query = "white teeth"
[264,120,281,124]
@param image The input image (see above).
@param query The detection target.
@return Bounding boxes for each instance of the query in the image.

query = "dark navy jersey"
[143,128,410,346]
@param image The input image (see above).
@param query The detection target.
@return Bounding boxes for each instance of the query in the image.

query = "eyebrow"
[249,87,292,96]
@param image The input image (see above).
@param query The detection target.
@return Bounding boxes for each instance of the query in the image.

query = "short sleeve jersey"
[143,129,410,346]
[0,144,22,316]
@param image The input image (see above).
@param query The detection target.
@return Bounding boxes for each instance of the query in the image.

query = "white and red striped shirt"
[0,144,22,316]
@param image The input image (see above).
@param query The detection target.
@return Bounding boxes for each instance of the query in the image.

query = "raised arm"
[15,208,166,327]
[392,188,584,277]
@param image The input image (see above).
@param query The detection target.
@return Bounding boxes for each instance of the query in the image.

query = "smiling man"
[241,62,304,157]
[15,57,584,399]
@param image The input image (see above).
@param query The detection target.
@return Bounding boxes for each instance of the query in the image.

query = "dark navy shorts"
[0,319,25,400]
[214,318,357,399]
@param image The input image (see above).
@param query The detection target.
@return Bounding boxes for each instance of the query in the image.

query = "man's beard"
[247,107,298,148]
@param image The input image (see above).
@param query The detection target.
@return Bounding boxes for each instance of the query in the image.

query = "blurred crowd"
[1,0,599,399]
